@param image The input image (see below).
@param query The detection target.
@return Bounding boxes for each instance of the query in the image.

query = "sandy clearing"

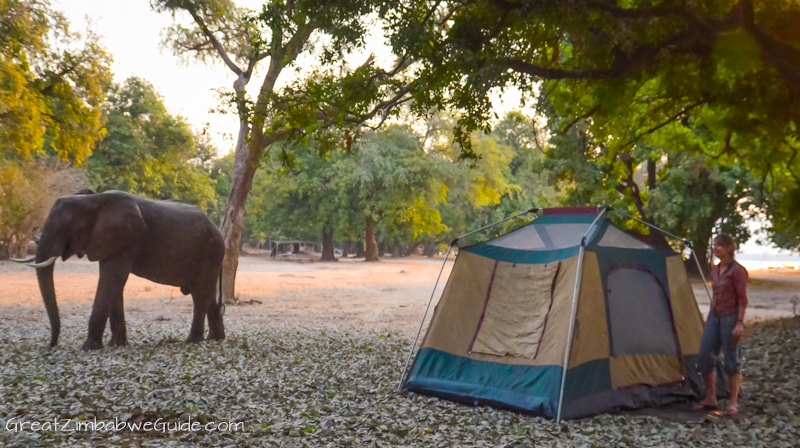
[0,255,796,343]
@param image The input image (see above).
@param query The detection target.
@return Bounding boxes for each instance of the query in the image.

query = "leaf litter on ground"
[1,311,799,447]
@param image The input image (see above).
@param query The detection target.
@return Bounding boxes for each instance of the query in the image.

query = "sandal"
[692,402,718,411]
[726,403,739,416]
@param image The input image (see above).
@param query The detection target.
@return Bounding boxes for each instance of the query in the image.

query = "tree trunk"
[355,240,365,258]
[321,227,336,261]
[404,242,419,256]
[647,159,657,190]
[219,122,261,304]
[364,218,380,261]
[13,240,27,259]
[391,243,402,258]
[423,237,437,257]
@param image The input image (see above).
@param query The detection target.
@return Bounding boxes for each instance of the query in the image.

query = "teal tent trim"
[405,348,562,417]
[464,244,580,264]
[562,358,612,405]
[461,213,606,264]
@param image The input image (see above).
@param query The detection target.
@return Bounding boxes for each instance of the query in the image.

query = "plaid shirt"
[710,259,748,318]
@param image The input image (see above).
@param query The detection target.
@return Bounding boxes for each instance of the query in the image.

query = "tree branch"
[559,104,600,136]
[586,1,718,40]
[505,31,696,81]
[618,101,704,149]
[185,7,244,77]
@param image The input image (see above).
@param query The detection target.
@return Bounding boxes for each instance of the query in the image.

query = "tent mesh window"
[469,261,561,358]
[606,267,683,388]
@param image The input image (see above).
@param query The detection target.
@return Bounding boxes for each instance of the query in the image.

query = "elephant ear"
[85,195,147,262]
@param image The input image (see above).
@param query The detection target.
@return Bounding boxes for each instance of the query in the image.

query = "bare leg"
[728,373,741,414]
[84,254,132,351]
[694,372,718,409]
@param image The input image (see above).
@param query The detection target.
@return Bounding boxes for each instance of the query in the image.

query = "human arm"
[732,267,748,339]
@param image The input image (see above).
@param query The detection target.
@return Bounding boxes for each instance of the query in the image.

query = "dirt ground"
[1,254,798,342]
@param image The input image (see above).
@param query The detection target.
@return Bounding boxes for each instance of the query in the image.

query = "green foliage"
[86,77,217,210]
[154,0,408,146]
[246,124,446,248]
[208,152,235,225]
[0,157,86,259]
[0,0,112,163]
[352,125,447,241]
[431,112,560,246]
[246,143,350,244]
[540,98,757,267]
[386,0,800,249]
[243,112,569,254]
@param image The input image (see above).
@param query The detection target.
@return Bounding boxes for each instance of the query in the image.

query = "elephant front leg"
[108,297,127,347]
[84,254,132,351]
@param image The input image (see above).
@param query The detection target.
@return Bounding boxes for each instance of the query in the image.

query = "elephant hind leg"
[187,286,214,343]
[206,298,225,341]
[108,297,127,347]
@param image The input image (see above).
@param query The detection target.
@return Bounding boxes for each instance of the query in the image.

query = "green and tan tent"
[401,207,709,420]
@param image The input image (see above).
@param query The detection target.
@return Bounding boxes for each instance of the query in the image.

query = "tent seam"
[468,260,500,354]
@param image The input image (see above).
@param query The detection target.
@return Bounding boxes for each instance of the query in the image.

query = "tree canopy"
[387,0,800,249]
[246,124,447,261]
[86,77,217,211]
[154,0,417,299]
[0,0,111,163]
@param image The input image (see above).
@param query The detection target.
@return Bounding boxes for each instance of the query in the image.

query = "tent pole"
[456,208,538,242]
[556,207,607,422]
[609,208,685,241]
[397,243,453,391]
[557,243,585,422]
[689,243,714,303]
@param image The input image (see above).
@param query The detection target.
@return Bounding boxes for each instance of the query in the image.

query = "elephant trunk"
[35,252,60,347]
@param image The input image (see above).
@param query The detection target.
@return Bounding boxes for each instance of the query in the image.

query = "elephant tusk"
[10,256,37,263]
[26,256,58,268]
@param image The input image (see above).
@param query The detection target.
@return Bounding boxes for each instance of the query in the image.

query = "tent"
[401,206,712,420]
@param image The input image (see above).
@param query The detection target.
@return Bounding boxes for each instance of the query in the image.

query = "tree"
[347,125,446,261]
[0,158,86,259]
[246,125,446,262]
[246,143,353,261]
[0,0,110,260]
[541,102,757,274]
[423,112,559,249]
[154,0,416,301]
[388,0,800,247]
[86,77,217,210]
[1,0,111,162]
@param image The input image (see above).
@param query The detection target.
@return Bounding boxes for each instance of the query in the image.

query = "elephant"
[13,190,225,350]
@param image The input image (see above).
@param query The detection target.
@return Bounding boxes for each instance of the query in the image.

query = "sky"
[59,1,796,260]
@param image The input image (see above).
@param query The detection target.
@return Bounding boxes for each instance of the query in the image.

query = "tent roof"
[463,208,670,264]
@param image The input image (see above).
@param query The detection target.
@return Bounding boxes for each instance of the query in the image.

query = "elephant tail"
[217,268,225,317]
[36,263,60,347]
